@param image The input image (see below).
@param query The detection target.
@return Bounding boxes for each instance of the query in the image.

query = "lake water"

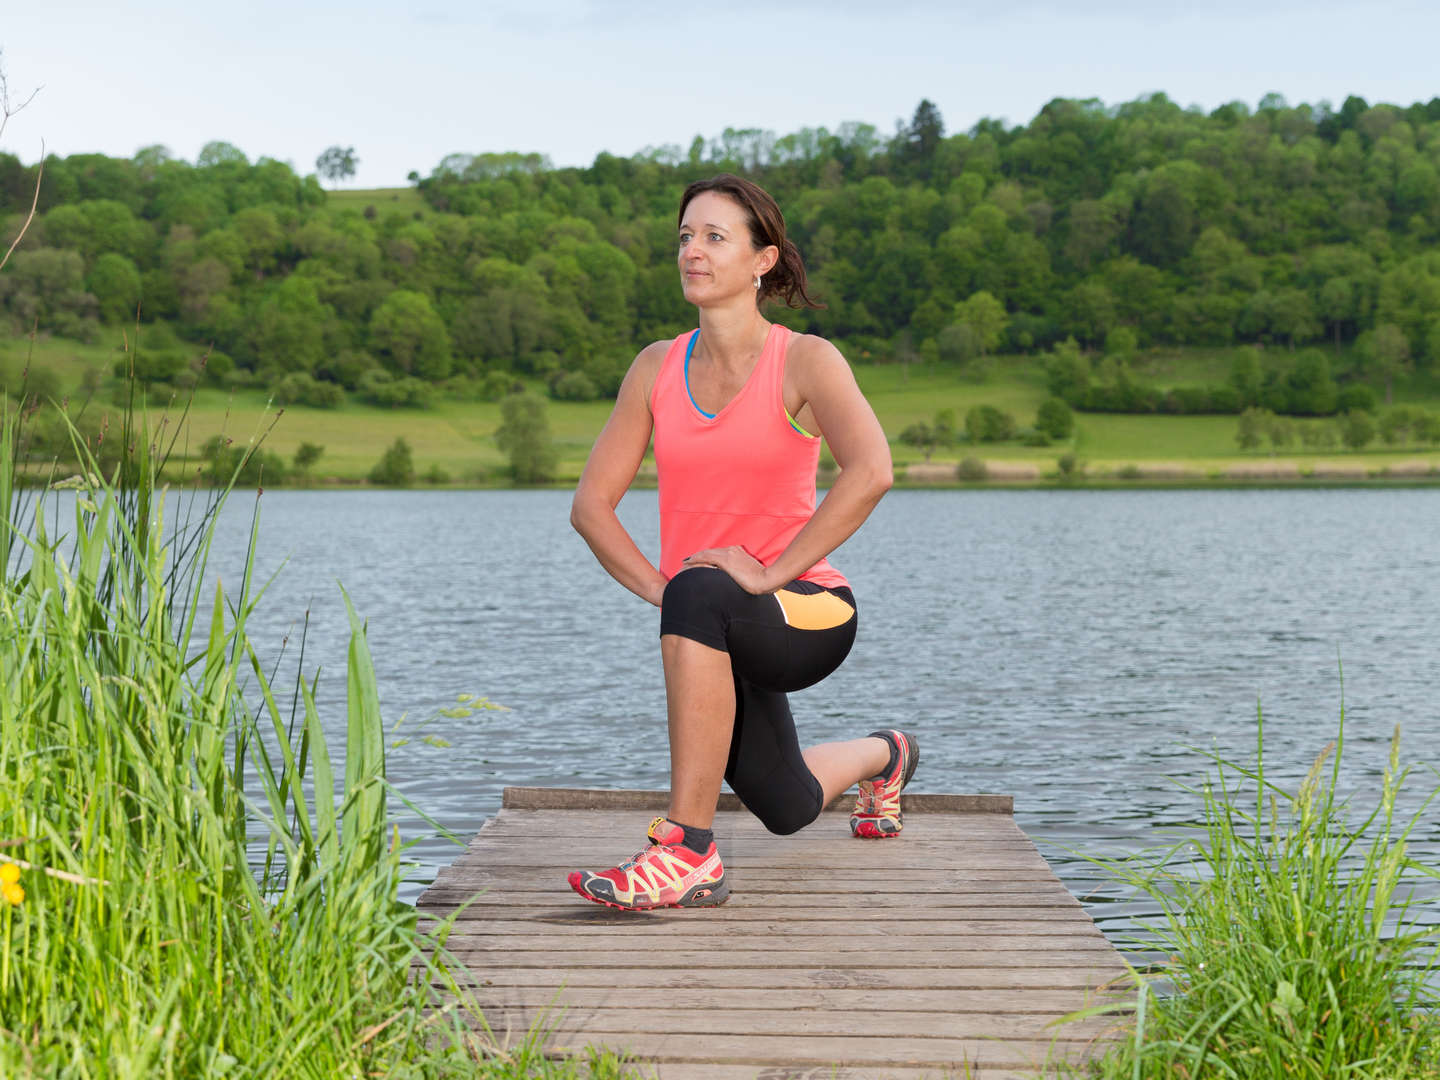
[191,487,1440,947]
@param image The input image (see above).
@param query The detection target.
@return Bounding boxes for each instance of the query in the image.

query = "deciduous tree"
[494,391,558,483]
[315,145,358,188]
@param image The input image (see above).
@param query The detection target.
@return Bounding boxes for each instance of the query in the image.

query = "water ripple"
[204,489,1440,940]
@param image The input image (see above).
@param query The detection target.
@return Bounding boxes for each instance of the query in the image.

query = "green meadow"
[7,332,1440,485]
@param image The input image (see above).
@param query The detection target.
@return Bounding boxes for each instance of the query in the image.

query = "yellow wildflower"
[2,881,21,906]
[0,863,18,886]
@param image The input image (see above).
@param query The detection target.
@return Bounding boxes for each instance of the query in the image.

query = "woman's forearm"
[760,460,892,590]
[571,498,669,606]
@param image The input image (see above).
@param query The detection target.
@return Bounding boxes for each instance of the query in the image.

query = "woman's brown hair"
[677,174,823,309]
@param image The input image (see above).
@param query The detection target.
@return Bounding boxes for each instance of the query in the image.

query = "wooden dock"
[417,788,1130,1079]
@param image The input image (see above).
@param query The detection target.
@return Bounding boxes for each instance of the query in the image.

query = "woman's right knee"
[660,567,739,649]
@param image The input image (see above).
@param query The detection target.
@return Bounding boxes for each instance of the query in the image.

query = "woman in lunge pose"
[568,174,917,910]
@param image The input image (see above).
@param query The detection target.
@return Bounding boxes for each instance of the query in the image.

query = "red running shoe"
[568,817,729,911]
[851,729,920,838]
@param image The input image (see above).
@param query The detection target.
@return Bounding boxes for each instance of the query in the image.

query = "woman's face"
[677,191,776,306]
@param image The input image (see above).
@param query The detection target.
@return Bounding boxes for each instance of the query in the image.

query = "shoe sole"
[850,818,903,839]
[569,876,731,912]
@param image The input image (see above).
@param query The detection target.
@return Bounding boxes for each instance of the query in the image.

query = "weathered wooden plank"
[472,810,1027,838]
[448,986,1125,1013]
[648,1065,1051,1080]
[441,948,1126,969]
[439,967,1131,992]
[429,919,1108,939]
[474,1004,1113,1042]
[422,868,1061,891]
[502,787,1014,814]
[437,835,1036,852]
[532,1031,1106,1070]
[443,864,1065,881]
[419,885,1083,908]
[423,903,1087,922]
[448,938,1113,959]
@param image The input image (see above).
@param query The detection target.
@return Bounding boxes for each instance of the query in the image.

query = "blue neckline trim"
[683,330,715,418]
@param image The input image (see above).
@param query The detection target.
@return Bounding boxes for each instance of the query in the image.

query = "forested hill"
[2,93,1439,408]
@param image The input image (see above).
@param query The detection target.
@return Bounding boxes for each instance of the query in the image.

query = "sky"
[3,1,1439,189]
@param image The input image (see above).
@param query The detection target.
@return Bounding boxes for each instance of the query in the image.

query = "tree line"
[3,91,1440,409]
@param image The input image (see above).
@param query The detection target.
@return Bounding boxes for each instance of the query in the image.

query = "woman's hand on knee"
[681,546,774,594]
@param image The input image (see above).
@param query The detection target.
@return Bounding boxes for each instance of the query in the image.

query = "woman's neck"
[695,304,771,370]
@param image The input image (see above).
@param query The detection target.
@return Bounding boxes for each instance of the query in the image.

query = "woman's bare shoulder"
[626,337,675,400]
[786,331,853,380]
[635,337,674,370]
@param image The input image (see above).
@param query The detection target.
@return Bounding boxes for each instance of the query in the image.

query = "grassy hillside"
[6,333,1440,485]
[323,186,432,218]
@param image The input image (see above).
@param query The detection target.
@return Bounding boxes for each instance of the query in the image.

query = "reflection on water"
[202,488,1440,944]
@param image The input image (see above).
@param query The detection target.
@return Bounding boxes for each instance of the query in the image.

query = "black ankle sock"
[671,821,714,854]
[869,731,900,781]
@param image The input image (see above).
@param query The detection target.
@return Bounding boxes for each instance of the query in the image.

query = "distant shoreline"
[28,464,1440,493]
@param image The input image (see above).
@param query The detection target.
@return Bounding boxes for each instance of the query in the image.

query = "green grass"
[0,392,650,1075]
[11,331,1440,485]
[324,186,433,218]
[1068,717,1440,1079]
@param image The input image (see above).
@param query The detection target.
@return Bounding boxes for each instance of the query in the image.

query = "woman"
[568,174,918,911]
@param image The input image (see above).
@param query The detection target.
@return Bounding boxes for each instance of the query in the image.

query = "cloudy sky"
[4,2,1438,188]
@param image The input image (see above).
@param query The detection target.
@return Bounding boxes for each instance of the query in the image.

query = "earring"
[753,275,762,289]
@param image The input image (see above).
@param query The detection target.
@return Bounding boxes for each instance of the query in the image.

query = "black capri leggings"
[659,567,857,835]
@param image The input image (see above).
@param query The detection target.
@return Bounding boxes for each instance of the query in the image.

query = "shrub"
[422,464,451,485]
[1057,452,1083,479]
[937,322,981,365]
[495,391,558,483]
[1377,406,1419,446]
[367,437,415,486]
[964,404,1016,443]
[292,441,324,476]
[1413,411,1440,445]
[1236,406,1272,451]
[1340,410,1376,451]
[200,349,234,385]
[549,369,600,402]
[1337,383,1377,414]
[1207,385,1243,414]
[583,353,629,397]
[1267,414,1296,451]
[900,409,957,460]
[958,456,987,481]
[479,370,517,401]
[1,362,63,409]
[1164,386,1214,415]
[1104,326,1138,359]
[272,372,344,409]
[323,349,381,390]
[357,370,434,409]
[1036,397,1074,440]
[1045,337,1090,404]
[201,434,287,487]
[113,348,186,384]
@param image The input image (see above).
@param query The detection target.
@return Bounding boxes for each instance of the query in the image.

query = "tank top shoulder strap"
[758,323,791,403]
[651,329,699,414]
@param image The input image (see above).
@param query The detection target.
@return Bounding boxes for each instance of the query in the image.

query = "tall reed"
[0,387,650,1076]
[1073,716,1440,1079]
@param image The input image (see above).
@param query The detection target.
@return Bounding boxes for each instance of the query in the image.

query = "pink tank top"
[650,324,848,589]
